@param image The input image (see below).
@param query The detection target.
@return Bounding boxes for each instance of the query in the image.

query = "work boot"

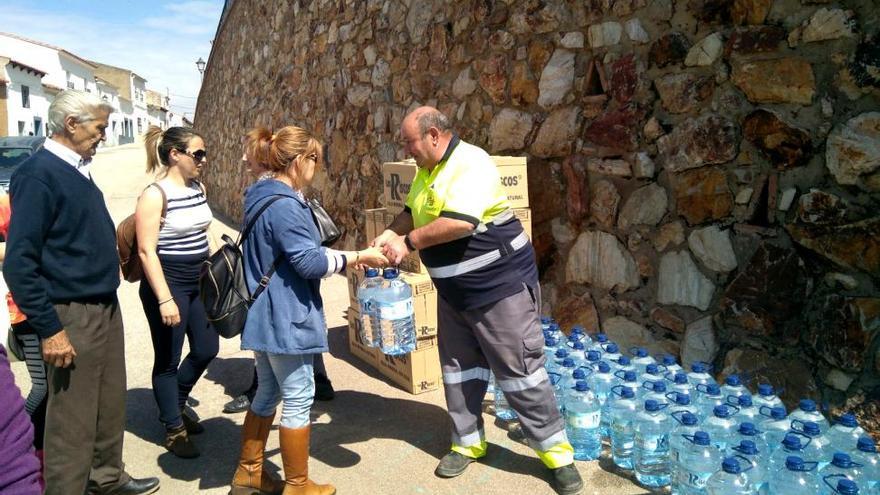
[279,425,335,495]
[165,425,199,459]
[550,464,584,495]
[434,451,476,478]
[224,394,252,414]
[230,411,284,495]
[313,372,334,401]
[182,408,205,435]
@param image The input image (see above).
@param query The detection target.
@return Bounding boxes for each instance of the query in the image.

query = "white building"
[0,55,50,136]
[93,62,149,144]
[96,76,124,147]
[146,89,169,130]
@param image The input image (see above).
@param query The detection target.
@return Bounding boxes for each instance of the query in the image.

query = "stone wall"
[195,0,880,433]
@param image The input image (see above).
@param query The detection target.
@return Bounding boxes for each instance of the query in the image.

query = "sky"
[1,0,225,119]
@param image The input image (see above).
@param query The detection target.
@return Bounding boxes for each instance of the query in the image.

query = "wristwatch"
[404,233,417,251]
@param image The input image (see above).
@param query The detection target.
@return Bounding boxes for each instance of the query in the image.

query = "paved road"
[10,143,647,494]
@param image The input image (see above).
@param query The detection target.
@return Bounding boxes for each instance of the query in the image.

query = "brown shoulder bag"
[117,183,167,282]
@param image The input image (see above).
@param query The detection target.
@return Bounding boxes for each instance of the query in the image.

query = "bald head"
[400,106,455,170]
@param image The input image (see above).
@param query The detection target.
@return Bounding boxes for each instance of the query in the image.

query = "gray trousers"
[44,299,130,495]
[438,283,567,457]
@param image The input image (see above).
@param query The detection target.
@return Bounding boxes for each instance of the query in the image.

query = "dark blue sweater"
[4,148,119,338]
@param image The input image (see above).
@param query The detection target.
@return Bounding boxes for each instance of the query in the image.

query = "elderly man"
[373,107,584,495]
[4,90,160,495]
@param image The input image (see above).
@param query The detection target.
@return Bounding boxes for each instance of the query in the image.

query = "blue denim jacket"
[240,179,329,355]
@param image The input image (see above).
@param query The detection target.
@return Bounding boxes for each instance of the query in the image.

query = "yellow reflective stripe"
[535,441,575,469]
[451,440,488,459]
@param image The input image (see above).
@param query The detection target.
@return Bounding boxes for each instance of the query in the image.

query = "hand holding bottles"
[353,247,388,269]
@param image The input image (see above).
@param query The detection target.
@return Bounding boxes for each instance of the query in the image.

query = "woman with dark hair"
[229,126,386,495]
[137,125,218,458]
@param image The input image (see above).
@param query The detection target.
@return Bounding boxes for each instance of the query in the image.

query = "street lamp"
[196,57,206,81]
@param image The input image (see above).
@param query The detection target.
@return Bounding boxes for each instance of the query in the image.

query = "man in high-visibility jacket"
[373,106,583,495]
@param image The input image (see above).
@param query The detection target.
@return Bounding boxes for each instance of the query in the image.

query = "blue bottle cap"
[545,337,559,347]
[799,399,817,412]
[837,413,858,428]
[693,431,710,445]
[837,479,859,495]
[597,362,611,374]
[555,349,569,359]
[676,392,690,405]
[681,412,698,426]
[605,343,619,354]
[691,362,707,373]
[738,394,753,407]
[571,325,585,334]
[645,399,661,412]
[596,333,608,343]
[726,374,741,386]
[803,421,821,436]
[586,350,601,362]
[857,436,877,453]
[550,322,561,331]
[758,383,774,396]
[651,381,667,393]
[568,334,580,343]
[721,457,742,474]
[572,368,587,380]
[832,452,851,467]
[541,316,552,324]
[573,341,586,351]
[617,356,631,366]
[562,358,576,368]
[782,434,802,450]
[662,354,677,366]
[365,267,380,277]
[738,440,758,455]
[770,406,786,420]
[634,347,648,358]
[382,267,399,278]
[674,373,688,384]
[706,383,721,396]
[785,456,805,470]
[623,371,637,382]
[713,405,731,418]
[646,363,659,374]
[621,387,635,399]
[575,381,590,392]
[738,422,757,435]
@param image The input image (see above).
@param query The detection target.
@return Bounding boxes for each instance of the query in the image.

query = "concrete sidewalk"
[9,143,648,494]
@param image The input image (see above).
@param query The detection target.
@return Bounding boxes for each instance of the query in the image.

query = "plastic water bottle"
[555,358,581,406]
[720,374,749,400]
[634,399,672,488]
[631,347,656,375]
[695,384,726,422]
[643,380,671,407]
[791,421,835,469]
[827,414,867,454]
[662,354,684,376]
[610,387,639,470]
[487,371,496,397]
[552,348,570,366]
[851,436,879,490]
[587,333,609,355]
[818,452,865,493]
[494,388,518,421]
[688,362,717,388]
[373,268,415,355]
[583,350,602,369]
[602,342,622,363]
[356,267,383,347]
[615,370,639,399]
[612,355,637,378]
[543,336,561,362]
[767,455,820,495]
[587,361,615,438]
[568,340,588,365]
[638,363,667,388]
[667,392,697,422]
[730,440,767,492]
[770,433,813,472]
[789,399,831,433]
[753,383,785,411]
[673,430,721,495]
[570,325,592,346]
[821,478,863,495]
[706,457,753,495]
[670,411,701,465]
[727,394,760,424]
[729,422,769,458]
[565,381,602,461]
[670,372,696,398]
[540,315,554,332]
[759,406,791,451]
[703,405,739,452]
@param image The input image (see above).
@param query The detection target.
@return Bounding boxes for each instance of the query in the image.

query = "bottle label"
[686,470,710,489]
[640,435,668,452]
[568,411,600,429]
[377,300,412,320]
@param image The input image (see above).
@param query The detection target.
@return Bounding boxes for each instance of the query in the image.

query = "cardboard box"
[346,269,438,339]
[362,207,385,242]
[375,345,442,395]
[382,156,529,215]
[514,207,532,240]
[346,307,378,367]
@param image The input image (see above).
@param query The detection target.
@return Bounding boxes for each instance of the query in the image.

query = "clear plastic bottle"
[565,381,602,461]
[356,267,383,347]
[610,387,639,470]
[670,411,701,465]
[822,478,862,495]
[818,452,864,494]
[582,350,602,373]
[642,380,671,407]
[769,433,813,472]
[602,342,622,363]
[615,370,640,399]
[587,361,615,439]
[587,333,609,355]
[759,406,791,452]
[729,440,767,493]
[612,355,637,380]
[543,335,561,363]
[706,457,754,495]
[728,422,769,459]
[555,358,581,410]
[752,383,785,412]
[661,354,684,376]
[670,372,696,398]
[494,387,518,421]
[637,363,667,389]
[727,394,760,424]
[789,399,831,433]
[767,455,820,495]
[631,347,657,375]
[634,399,673,488]
[687,362,717,388]
[695,383,727,422]
[568,340,588,365]
[569,325,592,346]
[720,374,748,401]
[667,392,697,422]
[703,405,740,452]
[540,315,554,332]
[673,430,721,495]
[850,436,879,490]
[791,420,836,470]
[373,268,415,355]
[827,414,867,455]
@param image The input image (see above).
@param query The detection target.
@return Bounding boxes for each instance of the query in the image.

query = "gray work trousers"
[438,283,567,457]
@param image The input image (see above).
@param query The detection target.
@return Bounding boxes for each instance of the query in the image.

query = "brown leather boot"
[230,411,284,495]
[279,425,335,495]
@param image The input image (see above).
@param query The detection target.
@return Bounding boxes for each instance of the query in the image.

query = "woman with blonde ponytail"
[228,126,386,495]
[136,125,218,459]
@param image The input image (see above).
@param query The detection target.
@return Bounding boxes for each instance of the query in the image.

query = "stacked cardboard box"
[346,155,530,395]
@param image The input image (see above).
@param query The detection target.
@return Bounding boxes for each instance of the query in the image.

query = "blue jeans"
[250,352,314,428]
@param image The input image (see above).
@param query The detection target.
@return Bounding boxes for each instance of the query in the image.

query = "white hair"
[47,89,114,135]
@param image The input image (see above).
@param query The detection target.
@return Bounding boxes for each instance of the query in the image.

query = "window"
[67,81,75,89]
[137,118,142,134]
[18,121,26,135]
[21,85,30,108]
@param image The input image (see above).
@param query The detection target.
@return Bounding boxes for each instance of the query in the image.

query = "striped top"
[156,179,212,285]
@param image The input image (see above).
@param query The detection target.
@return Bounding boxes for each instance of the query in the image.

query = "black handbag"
[306,197,341,247]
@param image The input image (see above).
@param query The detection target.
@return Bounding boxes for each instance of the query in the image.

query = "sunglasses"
[183,149,207,162]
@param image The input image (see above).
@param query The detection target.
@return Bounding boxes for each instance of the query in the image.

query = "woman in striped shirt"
[136,126,218,459]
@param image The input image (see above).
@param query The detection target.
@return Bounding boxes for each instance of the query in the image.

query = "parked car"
[0,136,45,193]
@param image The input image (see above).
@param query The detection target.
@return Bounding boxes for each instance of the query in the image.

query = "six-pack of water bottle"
[504,317,880,495]
[356,267,418,356]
